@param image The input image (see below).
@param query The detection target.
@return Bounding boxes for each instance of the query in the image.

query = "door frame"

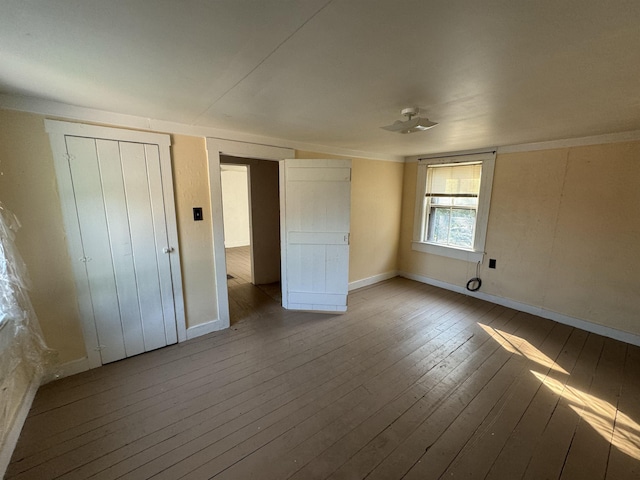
[46,120,186,369]
[206,139,294,329]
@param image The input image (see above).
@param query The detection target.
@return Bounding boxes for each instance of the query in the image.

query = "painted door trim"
[206,139,294,328]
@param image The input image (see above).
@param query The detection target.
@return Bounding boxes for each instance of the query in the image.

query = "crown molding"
[404,130,640,162]
[0,94,404,163]
[496,130,640,154]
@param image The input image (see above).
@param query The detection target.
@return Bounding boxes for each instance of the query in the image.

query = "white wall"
[220,165,250,248]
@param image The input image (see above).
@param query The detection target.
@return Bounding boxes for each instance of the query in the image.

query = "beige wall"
[4,106,638,366]
[0,110,405,368]
[171,134,218,328]
[296,151,404,283]
[3,106,638,366]
[0,112,222,365]
[399,141,640,336]
[0,110,85,363]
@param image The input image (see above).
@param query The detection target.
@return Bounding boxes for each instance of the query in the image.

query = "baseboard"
[0,372,41,478]
[49,357,92,382]
[349,271,398,291]
[399,271,640,347]
[186,319,225,340]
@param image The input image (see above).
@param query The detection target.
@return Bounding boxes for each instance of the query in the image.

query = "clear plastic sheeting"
[0,202,57,448]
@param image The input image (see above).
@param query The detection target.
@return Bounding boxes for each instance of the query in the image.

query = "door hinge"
[344,233,350,244]
[79,256,92,263]
[163,246,175,254]
[94,345,107,352]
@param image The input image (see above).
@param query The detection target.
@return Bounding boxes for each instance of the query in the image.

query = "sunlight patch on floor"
[531,370,640,461]
[478,323,568,374]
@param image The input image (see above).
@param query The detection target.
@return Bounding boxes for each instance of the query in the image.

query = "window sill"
[411,241,485,263]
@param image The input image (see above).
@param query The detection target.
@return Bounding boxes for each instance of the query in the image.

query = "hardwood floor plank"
[211,306,508,480]
[605,344,640,480]
[15,281,437,461]
[364,312,555,480]
[115,298,493,479]
[11,284,464,478]
[7,278,639,480]
[558,338,627,480]
[520,333,606,480]
[62,289,466,479]
[440,324,583,479]
[248,308,519,480]
[322,309,520,480]
[483,328,590,479]
[399,317,566,479]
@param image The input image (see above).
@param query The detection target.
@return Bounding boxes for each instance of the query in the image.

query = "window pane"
[427,207,450,244]
[427,207,476,248]
[449,208,476,247]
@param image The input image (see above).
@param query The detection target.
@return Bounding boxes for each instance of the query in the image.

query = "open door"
[281,159,351,312]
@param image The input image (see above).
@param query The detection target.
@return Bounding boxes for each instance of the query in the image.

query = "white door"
[53,129,182,365]
[281,159,351,312]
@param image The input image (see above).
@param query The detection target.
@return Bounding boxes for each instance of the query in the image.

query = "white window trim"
[412,151,496,263]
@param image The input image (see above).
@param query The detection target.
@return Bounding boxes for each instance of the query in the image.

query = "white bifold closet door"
[65,136,177,364]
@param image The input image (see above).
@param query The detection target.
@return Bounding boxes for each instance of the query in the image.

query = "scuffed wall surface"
[399,141,640,336]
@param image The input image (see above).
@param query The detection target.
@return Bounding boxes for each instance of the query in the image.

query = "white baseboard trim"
[186,319,225,340]
[399,271,640,347]
[50,357,92,382]
[47,322,227,380]
[349,271,398,291]
[0,373,41,478]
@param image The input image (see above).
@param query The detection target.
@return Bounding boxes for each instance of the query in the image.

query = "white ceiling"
[1,0,640,157]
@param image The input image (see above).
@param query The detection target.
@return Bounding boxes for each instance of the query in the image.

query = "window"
[412,151,495,262]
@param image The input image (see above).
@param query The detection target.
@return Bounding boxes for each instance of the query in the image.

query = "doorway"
[207,139,352,329]
[220,156,281,323]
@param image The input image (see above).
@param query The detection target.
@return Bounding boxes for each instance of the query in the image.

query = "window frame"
[412,151,496,262]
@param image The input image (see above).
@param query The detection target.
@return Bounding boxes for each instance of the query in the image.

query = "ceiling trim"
[496,130,640,154]
[0,94,404,163]
[404,130,640,162]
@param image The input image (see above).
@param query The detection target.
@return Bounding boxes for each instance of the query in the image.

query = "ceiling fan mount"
[400,107,420,119]
[381,107,438,134]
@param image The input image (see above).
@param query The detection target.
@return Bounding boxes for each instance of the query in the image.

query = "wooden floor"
[7,278,640,479]
[226,245,282,323]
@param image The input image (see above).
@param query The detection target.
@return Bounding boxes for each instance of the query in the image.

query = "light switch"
[193,207,203,221]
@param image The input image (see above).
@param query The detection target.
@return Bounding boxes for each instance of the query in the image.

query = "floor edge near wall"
[348,271,398,291]
[399,271,640,348]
